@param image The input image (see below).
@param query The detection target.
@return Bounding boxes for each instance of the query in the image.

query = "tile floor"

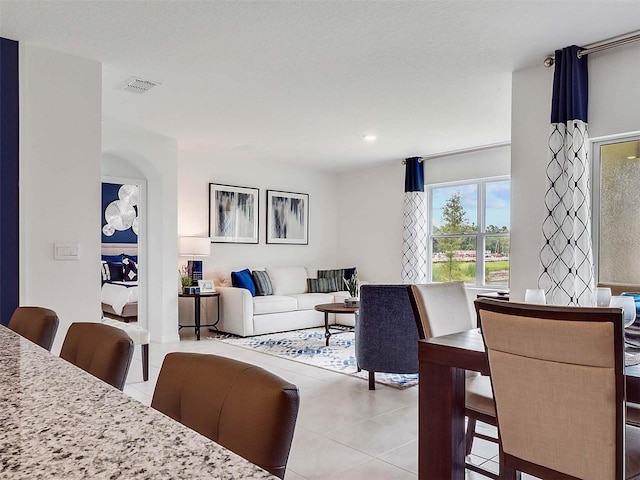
[123,330,538,479]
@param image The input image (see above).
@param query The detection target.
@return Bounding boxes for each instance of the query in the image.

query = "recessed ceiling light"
[363,135,377,142]
[627,156,637,160]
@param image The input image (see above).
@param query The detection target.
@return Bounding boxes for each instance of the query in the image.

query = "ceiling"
[1,1,639,172]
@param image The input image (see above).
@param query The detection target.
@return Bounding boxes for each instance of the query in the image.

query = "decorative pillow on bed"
[251,270,273,296]
[103,261,124,282]
[307,277,338,293]
[231,269,256,296]
[101,261,110,283]
[122,257,138,281]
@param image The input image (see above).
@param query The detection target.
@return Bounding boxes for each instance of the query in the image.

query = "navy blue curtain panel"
[550,45,588,124]
[402,157,427,283]
[0,37,20,326]
[404,157,424,192]
[539,44,594,306]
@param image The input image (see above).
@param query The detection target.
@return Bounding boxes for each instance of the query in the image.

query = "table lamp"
[179,236,211,284]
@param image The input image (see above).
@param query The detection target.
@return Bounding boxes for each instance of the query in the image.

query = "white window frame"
[427,175,510,286]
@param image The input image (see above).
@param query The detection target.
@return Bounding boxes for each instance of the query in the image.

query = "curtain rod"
[401,142,510,164]
[544,31,640,67]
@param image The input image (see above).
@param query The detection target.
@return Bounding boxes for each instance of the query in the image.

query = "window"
[592,136,640,284]
[429,178,510,286]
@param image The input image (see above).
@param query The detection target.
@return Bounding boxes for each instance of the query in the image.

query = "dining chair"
[151,352,299,479]
[408,282,498,480]
[60,322,134,390]
[476,298,640,480]
[8,306,59,351]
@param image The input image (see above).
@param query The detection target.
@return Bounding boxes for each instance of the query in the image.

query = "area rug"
[209,327,418,389]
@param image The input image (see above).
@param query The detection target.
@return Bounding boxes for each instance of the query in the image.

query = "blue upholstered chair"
[355,284,419,390]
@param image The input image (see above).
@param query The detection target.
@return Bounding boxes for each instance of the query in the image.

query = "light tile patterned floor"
[123,330,539,479]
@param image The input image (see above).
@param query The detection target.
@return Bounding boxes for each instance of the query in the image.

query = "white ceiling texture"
[1,1,639,172]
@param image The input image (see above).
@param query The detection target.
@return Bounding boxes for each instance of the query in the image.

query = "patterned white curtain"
[402,157,428,283]
[539,46,594,305]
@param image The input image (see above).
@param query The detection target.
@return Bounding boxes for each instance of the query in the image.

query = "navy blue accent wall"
[404,157,424,192]
[0,38,20,326]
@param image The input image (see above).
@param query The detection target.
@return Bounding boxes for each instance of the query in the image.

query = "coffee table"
[314,302,359,346]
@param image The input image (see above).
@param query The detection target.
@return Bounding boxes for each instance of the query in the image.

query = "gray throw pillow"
[251,270,273,296]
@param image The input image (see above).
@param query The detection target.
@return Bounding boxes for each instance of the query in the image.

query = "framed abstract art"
[209,183,259,244]
[266,190,309,244]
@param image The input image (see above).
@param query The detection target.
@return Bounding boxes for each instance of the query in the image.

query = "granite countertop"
[0,326,275,479]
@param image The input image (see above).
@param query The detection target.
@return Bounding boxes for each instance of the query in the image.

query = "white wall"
[103,120,179,343]
[337,147,510,284]
[510,43,640,302]
[19,44,102,353]
[178,151,339,274]
[178,151,340,325]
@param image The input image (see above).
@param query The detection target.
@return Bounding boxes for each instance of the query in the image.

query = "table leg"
[324,312,330,346]
[418,361,466,479]
[194,295,201,341]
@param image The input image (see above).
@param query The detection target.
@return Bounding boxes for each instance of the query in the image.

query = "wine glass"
[524,288,546,304]
[594,287,612,307]
[610,295,637,328]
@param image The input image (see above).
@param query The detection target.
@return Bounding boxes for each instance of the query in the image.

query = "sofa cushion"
[253,295,297,315]
[307,277,338,293]
[318,267,357,292]
[291,293,334,310]
[252,270,273,296]
[231,269,256,296]
[266,266,308,295]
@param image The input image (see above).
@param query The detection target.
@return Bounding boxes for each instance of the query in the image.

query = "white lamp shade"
[179,236,211,256]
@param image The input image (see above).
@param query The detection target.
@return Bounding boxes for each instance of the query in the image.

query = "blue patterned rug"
[209,327,418,389]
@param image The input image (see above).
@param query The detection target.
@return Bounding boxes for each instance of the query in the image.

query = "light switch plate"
[54,242,79,260]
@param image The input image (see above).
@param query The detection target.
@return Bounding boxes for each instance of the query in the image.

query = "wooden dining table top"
[419,328,640,401]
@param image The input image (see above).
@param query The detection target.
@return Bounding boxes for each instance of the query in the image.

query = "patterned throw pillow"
[101,261,110,283]
[251,270,273,296]
[307,277,338,293]
[318,268,357,292]
[122,257,138,281]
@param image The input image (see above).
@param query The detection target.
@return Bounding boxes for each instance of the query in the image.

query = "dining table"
[418,328,640,480]
[0,324,276,479]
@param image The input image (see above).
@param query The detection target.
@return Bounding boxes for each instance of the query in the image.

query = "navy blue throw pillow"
[122,257,138,282]
[102,254,124,263]
[107,262,124,282]
[231,268,256,296]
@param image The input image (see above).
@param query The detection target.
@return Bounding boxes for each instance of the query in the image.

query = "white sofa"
[215,266,355,337]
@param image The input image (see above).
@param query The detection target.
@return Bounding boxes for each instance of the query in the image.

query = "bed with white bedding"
[101,244,138,322]
[101,281,138,320]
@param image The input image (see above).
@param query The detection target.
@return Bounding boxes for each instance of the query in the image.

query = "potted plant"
[179,265,192,294]
[343,272,359,307]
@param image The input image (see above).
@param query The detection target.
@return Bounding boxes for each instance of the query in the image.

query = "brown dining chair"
[597,283,640,427]
[408,282,498,480]
[60,322,134,390]
[8,306,59,351]
[476,298,640,480]
[151,352,299,479]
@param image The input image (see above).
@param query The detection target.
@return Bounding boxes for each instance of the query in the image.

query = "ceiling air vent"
[120,77,160,94]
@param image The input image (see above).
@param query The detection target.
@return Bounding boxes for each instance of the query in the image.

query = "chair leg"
[368,371,375,390]
[466,415,477,456]
[142,343,149,381]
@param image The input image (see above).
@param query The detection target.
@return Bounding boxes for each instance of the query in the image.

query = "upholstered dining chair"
[8,306,59,351]
[151,352,299,479]
[476,298,640,480]
[60,322,134,390]
[355,284,419,390]
[408,282,498,480]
